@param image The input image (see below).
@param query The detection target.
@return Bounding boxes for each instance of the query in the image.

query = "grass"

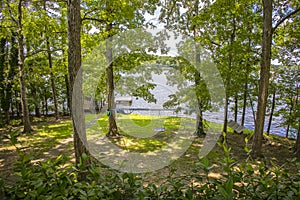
[1,115,299,186]
[86,114,196,153]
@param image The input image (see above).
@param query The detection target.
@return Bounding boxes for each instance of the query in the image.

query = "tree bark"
[44,87,48,116]
[194,69,205,136]
[14,90,21,118]
[65,74,71,115]
[17,0,32,133]
[251,0,272,157]
[4,35,18,123]
[31,86,41,118]
[68,0,90,179]
[44,1,59,120]
[0,38,5,126]
[267,88,276,135]
[192,0,205,137]
[223,96,229,134]
[46,38,59,120]
[294,117,300,157]
[234,95,238,122]
[106,23,119,137]
[241,82,247,127]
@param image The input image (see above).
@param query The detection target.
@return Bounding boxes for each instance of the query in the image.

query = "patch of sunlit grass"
[86,114,196,152]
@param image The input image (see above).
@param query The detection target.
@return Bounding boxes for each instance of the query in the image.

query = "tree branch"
[25,48,63,58]
[81,17,106,23]
[272,8,300,34]
[6,1,18,25]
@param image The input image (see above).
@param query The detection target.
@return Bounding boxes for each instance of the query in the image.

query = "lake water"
[116,68,295,138]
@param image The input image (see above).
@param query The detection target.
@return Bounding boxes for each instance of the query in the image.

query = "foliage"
[1,138,300,199]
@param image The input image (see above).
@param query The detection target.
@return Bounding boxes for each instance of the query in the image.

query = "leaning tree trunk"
[251,0,272,157]
[17,0,32,133]
[68,0,90,180]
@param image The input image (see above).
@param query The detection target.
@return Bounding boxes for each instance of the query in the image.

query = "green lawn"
[86,114,197,153]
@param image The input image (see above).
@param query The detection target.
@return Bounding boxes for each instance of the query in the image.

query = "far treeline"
[0,0,299,163]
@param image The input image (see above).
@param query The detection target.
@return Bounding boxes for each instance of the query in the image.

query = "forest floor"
[0,116,298,185]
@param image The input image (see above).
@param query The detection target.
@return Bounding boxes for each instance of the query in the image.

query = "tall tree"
[159,0,214,137]
[193,0,261,139]
[14,0,32,132]
[0,37,5,126]
[68,0,90,178]
[252,1,300,157]
[81,0,157,136]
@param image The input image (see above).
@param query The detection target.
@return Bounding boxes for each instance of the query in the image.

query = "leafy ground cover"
[0,115,299,199]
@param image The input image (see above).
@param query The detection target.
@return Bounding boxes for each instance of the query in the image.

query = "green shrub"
[2,143,300,199]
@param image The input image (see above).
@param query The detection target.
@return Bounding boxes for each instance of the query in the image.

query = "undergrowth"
[1,132,300,200]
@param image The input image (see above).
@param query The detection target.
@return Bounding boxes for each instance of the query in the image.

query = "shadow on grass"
[86,114,195,153]
[0,119,74,183]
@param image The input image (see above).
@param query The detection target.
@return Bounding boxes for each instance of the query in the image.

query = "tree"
[81,0,157,136]
[45,21,59,120]
[68,0,90,179]
[192,0,262,141]
[266,68,277,135]
[159,0,215,137]
[16,0,32,132]
[276,66,299,138]
[295,117,300,157]
[0,37,5,126]
[252,1,300,157]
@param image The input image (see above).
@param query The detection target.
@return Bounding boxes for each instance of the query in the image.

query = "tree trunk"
[68,0,90,180]
[94,99,100,113]
[223,17,236,137]
[106,23,119,137]
[65,74,71,115]
[251,0,272,157]
[234,95,238,122]
[248,92,256,123]
[193,1,205,137]
[44,88,48,116]
[286,125,290,138]
[195,104,205,136]
[267,88,276,135]
[223,96,229,134]
[241,82,247,127]
[0,38,5,126]
[294,117,300,157]
[31,86,41,118]
[44,0,59,120]
[14,90,21,118]
[46,39,59,120]
[5,35,18,124]
[17,0,32,133]
[194,68,205,136]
